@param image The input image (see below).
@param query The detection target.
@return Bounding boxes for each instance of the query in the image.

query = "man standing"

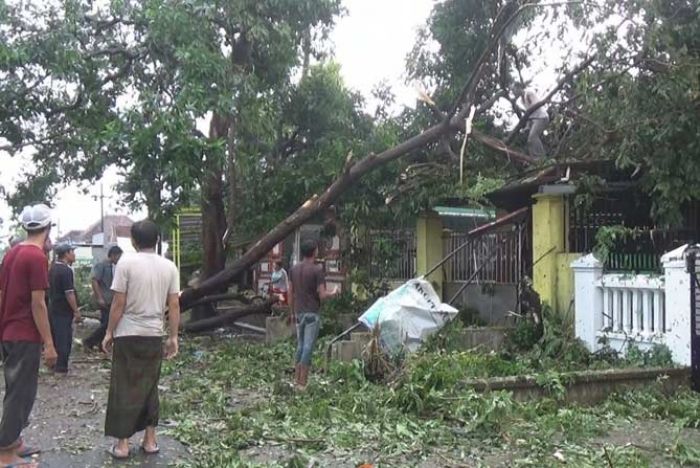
[288,240,338,390]
[0,204,57,467]
[48,244,82,374]
[83,246,122,351]
[521,87,549,159]
[102,220,180,459]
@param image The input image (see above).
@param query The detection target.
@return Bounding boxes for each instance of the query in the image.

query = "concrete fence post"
[661,244,694,366]
[571,254,604,352]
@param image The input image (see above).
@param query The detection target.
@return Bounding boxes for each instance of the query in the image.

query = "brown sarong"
[105,336,163,438]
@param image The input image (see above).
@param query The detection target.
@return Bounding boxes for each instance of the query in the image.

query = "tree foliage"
[0,0,344,223]
[400,0,699,227]
[1,0,698,281]
[561,0,700,225]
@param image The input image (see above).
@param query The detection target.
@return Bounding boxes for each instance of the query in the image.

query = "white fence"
[572,245,692,365]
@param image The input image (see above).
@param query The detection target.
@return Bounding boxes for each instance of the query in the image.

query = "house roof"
[485,160,640,211]
[57,229,84,243]
[57,215,134,245]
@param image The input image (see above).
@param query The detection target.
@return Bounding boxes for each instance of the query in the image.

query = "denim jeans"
[295,312,320,366]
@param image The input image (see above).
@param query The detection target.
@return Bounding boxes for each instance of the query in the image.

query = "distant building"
[58,215,133,245]
[55,215,169,265]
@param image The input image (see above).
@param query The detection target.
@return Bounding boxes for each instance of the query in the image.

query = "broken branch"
[182,301,274,333]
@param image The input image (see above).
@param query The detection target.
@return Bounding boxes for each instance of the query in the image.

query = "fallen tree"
[182,300,275,334]
[178,1,590,309]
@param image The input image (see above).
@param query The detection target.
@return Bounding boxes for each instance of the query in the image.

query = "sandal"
[106,445,129,460]
[140,444,160,455]
[16,439,41,458]
[1,458,38,468]
[16,445,40,458]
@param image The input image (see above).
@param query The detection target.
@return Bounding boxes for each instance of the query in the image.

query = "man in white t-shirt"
[102,220,180,460]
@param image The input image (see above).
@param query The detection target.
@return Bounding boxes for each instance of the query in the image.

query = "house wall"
[531,193,584,316]
[416,211,444,298]
[444,282,517,325]
[532,193,566,313]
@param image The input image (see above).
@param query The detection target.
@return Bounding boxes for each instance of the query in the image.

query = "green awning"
[433,206,495,218]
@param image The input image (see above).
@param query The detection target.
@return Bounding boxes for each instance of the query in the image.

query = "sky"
[0,0,435,242]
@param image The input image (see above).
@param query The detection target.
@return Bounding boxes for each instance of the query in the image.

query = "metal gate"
[686,246,700,391]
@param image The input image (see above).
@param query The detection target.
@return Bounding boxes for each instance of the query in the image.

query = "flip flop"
[140,444,160,455]
[16,445,40,457]
[106,445,129,460]
[1,458,38,468]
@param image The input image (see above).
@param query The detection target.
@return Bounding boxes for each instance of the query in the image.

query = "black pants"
[0,342,41,449]
[50,314,73,372]
[83,306,109,350]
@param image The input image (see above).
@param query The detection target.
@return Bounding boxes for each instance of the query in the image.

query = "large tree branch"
[446,1,527,121]
[505,54,596,144]
[0,132,66,154]
[447,0,593,122]
[179,106,534,306]
[475,90,506,116]
[178,2,543,307]
[84,46,141,60]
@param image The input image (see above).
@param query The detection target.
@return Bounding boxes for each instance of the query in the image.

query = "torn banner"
[358,278,459,354]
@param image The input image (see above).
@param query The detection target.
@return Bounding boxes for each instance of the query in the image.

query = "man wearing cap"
[0,204,58,466]
[49,244,81,373]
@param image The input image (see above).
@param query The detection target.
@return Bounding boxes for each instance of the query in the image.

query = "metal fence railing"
[605,228,696,273]
[366,229,416,281]
[443,227,523,285]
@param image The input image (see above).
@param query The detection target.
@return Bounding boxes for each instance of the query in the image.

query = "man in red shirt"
[0,204,58,467]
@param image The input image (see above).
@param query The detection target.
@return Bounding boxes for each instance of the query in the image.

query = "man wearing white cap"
[0,204,58,467]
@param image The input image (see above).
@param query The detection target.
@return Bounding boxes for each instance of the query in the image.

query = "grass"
[158,335,700,467]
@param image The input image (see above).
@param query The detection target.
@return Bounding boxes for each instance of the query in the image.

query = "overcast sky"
[0,0,436,241]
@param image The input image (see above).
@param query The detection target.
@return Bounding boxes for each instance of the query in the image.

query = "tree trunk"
[182,300,274,334]
[193,113,231,322]
[223,116,238,248]
[180,118,534,307]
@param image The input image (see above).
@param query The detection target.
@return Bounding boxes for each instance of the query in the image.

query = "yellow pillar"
[416,210,444,299]
[532,193,566,312]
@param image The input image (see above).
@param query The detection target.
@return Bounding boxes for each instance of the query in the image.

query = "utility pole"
[100,183,105,240]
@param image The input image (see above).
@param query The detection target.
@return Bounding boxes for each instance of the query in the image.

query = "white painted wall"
[572,245,695,366]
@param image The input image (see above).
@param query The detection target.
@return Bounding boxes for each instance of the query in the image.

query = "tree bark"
[223,115,238,249]
[182,301,274,333]
[193,112,231,321]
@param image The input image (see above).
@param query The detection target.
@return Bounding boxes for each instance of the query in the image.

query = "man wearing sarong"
[102,220,180,460]
[0,204,57,467]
